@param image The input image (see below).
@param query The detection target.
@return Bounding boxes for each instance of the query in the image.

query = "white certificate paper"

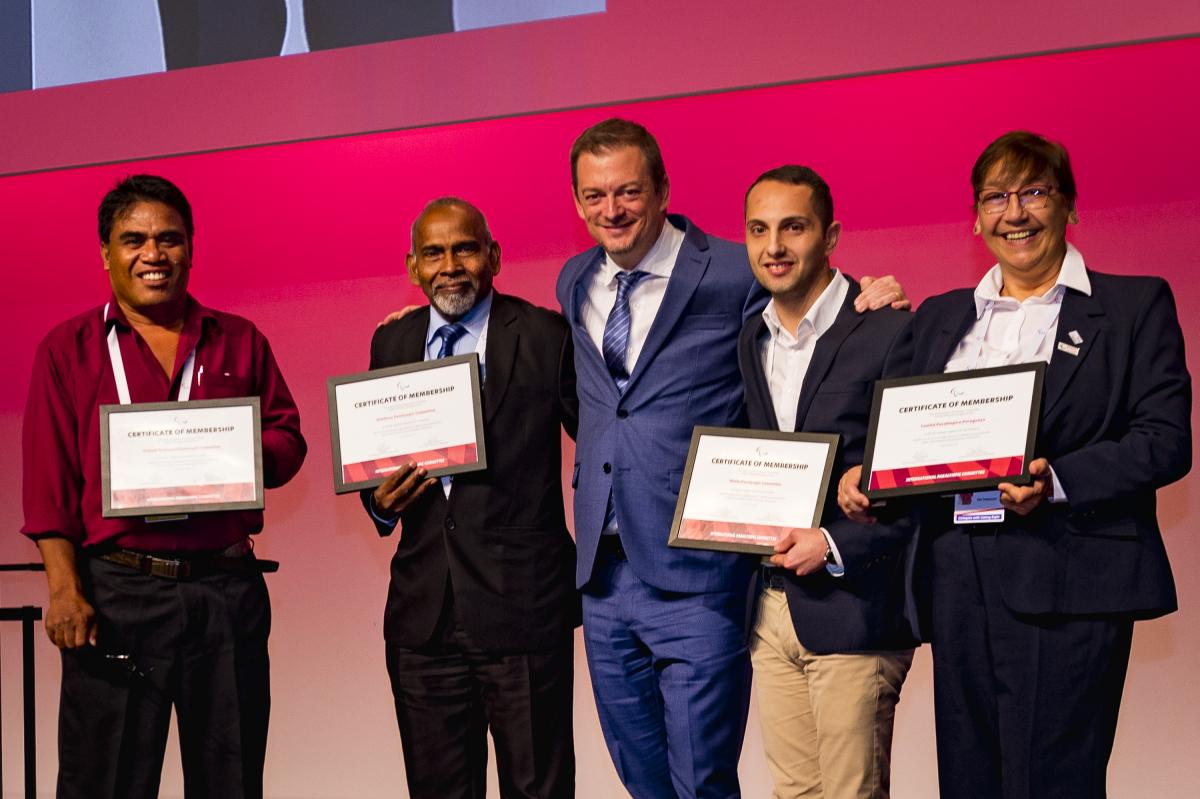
[668,427,839,555]
[862,363,1044,499]
[327,354,486,493]
[101,398,263,517]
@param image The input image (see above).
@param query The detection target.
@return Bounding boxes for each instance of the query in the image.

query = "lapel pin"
[1068,329,1083,344]
[1057,341,1080,356]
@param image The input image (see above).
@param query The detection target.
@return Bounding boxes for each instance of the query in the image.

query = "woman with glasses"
[840,130,1191,798]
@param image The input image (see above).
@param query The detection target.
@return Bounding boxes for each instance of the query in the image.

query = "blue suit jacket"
[739,274,919,652]
[912,270,1190,619]
[556,215,766,593]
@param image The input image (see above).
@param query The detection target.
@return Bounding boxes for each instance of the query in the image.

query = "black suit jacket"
[739,275,918,653]
[911,270,1190,619]
[361,292,581,652]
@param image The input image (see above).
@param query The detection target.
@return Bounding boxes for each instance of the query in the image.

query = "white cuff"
[821,528,845,577]
[1048,465,1068,504]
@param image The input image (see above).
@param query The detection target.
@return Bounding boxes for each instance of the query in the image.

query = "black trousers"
[930,532,1133,799]
[57,557,271,799]
[385,600,575,799]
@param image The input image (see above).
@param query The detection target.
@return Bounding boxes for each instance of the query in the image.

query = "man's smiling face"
[102,200,192,318]
[406,203,500,321]
[745,180,838,304]
[573,145,669,270]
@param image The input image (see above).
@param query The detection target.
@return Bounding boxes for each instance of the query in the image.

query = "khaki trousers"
[750,586,913,799]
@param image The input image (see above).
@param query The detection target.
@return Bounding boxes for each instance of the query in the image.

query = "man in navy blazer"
[556,119,909,798]
[737,166,916,799]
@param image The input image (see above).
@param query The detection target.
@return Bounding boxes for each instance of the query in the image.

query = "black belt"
[597,535,628,562]
[760,564,790,591]
[96,542,278,580]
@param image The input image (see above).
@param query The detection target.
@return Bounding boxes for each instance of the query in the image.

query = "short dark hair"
[744,165,835,231]
[570,118,667,193]
[410,196,493,249]
[98,174,194,243]
[971,131,1077,209]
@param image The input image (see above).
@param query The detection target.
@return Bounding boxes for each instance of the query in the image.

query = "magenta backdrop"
[2,0,1198,174]
[1,36,1197,798]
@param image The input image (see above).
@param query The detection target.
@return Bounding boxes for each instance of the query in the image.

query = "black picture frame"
[859,362,1045,500]
[100,397,263,518]
[327,353,487,494]
[667,426,840,556]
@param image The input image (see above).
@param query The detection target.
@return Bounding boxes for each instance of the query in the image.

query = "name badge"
[953,490,1005,524]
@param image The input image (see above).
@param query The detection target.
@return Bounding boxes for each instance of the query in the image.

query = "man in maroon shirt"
[20,174,306,799]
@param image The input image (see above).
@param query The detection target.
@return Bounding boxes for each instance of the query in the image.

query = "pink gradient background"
[1,34,1197,799]
[2,0,1198,174]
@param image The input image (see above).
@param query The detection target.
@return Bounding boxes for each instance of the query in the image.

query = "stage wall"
[0,26,1197,799]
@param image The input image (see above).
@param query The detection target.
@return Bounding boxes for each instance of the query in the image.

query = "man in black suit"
[361,197,579,799]
[737,166,916,799]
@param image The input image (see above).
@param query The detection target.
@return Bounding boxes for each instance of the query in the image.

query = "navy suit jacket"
[556,215,767,593]
[911,270,1190,619]
[740,274,918,652]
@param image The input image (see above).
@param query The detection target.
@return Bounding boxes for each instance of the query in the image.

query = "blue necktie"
[600,270,648,535]
[433,323,467,359]
[602,270,650,392]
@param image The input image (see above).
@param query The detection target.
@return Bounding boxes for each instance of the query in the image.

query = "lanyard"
[103,303,196,405]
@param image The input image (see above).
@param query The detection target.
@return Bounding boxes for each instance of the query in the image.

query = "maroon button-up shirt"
[21,295,306,552]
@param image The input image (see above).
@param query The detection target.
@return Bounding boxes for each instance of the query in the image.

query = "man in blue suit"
[556,118,907,798]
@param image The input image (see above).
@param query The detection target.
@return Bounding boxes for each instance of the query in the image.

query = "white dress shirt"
[581,220,685,375]
[943,243,1090,502]
[759,270,849,574]
[761,270,849,433]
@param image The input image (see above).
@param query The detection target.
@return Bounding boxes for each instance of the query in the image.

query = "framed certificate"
[327,353,486,494]
[860,362,1045,499]
[100,397,264,518]
[668,427,840,556]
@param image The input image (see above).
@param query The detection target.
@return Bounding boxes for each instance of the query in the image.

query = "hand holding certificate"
[668,427,839,556]
[100,397,263,518]
[860,363,1045,499]
[327,354,486,493]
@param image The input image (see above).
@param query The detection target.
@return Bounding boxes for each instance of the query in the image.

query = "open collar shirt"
[21,294,306,552]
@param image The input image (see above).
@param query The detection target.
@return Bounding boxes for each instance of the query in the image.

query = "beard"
[431,284,478,320]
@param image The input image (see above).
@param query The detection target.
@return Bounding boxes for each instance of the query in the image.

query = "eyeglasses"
[977,185,1058,214]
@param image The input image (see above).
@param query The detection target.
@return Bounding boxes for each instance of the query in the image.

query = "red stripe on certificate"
[111,482,258,509]
[678,519,792,548]
[869,455,1024,490]
[343,443,479,483]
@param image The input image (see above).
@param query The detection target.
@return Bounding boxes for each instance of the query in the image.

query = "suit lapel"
[929,301,977,374]
[623,221,708,396]
[398,308,431,365]
[794,277,864,429]
[482,294,517,423]
[568,249,618,399]
[1041,288,1103,419]
[742,315,780,429]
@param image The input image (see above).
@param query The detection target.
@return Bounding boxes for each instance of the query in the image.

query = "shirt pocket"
[200,371,252,398]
